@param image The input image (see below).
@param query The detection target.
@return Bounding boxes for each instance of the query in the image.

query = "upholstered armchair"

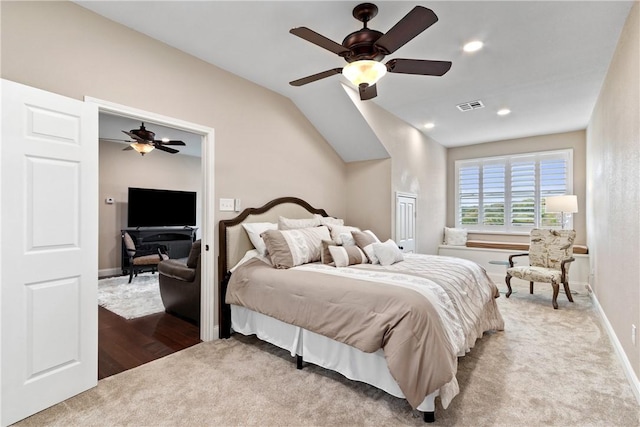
[505,229,576,309]
[158,240,201,325]
[122,231,169,283]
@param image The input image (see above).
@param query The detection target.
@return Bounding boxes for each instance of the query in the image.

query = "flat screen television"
[127,187,197,227]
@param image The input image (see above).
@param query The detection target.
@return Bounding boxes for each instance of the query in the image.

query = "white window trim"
[454,149,573,234]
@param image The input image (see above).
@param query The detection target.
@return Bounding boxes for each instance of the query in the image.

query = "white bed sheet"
[231,304,438,412]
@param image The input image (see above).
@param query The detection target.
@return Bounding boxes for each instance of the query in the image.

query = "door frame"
[85,97,216,341]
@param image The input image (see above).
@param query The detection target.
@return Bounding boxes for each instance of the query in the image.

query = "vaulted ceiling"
[80,1,634,162]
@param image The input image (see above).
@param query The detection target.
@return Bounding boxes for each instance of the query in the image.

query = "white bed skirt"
[231,304,438,412]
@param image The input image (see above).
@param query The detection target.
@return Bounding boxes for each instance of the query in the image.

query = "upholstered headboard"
[217,197,329,337]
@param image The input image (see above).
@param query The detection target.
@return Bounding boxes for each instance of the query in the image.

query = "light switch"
[219,198,235,211]
[234,199,242,212]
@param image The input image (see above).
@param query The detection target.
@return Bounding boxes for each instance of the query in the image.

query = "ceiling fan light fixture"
[130,142,155,156]
[343,60,387,87]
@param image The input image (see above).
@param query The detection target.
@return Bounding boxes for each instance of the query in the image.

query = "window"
[455,149,573,233]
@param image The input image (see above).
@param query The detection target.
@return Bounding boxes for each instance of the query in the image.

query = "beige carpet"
[17,280,639,426]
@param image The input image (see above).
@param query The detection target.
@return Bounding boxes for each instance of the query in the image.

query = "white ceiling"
[80,1,633,161]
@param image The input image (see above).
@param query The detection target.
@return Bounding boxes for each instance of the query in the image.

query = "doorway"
[86,97,216,342]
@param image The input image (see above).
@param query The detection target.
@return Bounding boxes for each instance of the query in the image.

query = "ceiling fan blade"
[122,130,147,142]
[359,83,377,101]
[290,27,350,56]
[386,58,452,76]
[154,144,179,154]
[100,137,132,143]
[154,140,186,146]
[290,68,343,87]
[374,6,438,55]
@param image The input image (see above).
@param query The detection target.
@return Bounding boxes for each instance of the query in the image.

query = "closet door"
[396,193,417,253]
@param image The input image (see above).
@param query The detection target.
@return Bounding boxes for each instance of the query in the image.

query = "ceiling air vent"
[456,100,485,112]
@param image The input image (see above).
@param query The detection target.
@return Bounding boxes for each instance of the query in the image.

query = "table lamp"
[545,195,578,229]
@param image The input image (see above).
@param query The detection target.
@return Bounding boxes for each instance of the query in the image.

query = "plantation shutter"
[510,157,536,228]
[482,162,505,226]
[455,149,573,232]
[458,164,480,225]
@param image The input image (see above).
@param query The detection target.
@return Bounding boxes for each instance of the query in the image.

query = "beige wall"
[346,159,392,240]
[447,130,588,245]
[1,1,348,295]
[587,3,639,380]
[343,87,447,255]
[99,141,202,273]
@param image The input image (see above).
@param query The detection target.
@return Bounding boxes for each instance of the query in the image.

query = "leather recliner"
[158,240,201,325]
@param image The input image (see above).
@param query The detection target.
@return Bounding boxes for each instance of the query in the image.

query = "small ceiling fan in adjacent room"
[100,122,186,156]
[289,2,452,100]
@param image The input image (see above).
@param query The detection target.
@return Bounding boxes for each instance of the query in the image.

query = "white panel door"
[396,194,416,253]
[1,79,98,426]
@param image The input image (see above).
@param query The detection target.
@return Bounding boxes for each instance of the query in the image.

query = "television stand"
[121,227,197,275]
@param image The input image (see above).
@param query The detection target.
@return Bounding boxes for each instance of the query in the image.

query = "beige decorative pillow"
[278,216,321,230]
[328,245,368,267]
[352,230,381,264]
[372,239,404,266]
[314,214,345,227]
[327,225,361,244]
[321,240,338,265]
[261,226,331,269]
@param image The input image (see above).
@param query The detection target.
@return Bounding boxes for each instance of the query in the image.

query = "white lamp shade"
[545,195,578,213]
[342,60,387,87]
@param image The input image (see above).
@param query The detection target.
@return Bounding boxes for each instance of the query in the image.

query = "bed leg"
[296,355,303,370]
[219,271,232,339]
[423,411,435,423]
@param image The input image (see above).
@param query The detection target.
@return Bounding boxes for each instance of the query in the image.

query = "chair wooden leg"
[530,282,534,294]
[128,268,134,284]
[551,281,559,309]
[563,282,574,302]
[505,274,513,298]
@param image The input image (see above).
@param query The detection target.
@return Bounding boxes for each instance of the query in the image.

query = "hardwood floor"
[98,306,201,380]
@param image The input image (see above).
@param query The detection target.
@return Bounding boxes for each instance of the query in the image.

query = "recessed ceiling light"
[424,122,435,129]
[463,40,484,53]
[497,109,511,116]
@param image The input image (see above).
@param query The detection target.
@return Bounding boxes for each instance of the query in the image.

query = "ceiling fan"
[289,2,452,101]
[100,122,186,156]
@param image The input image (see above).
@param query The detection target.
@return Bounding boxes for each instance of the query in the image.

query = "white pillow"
[444,227,468,246]
[372,239,404,266]
[328,245,368,267]
[278,216,321,230]
[242,222,277,256]
[339,232,356,247]
[327,225,361,244]
[314,214,345,227]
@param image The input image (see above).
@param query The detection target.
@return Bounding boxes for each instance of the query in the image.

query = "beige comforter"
[226,253,504,409]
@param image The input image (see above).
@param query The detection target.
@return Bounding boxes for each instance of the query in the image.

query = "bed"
[218,197,504,422]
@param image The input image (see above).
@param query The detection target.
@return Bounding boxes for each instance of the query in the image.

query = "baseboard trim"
[590,291,640,405]
[99,267,122,278]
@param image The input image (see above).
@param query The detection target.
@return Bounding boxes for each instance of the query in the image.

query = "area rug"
[97,273,165,319]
